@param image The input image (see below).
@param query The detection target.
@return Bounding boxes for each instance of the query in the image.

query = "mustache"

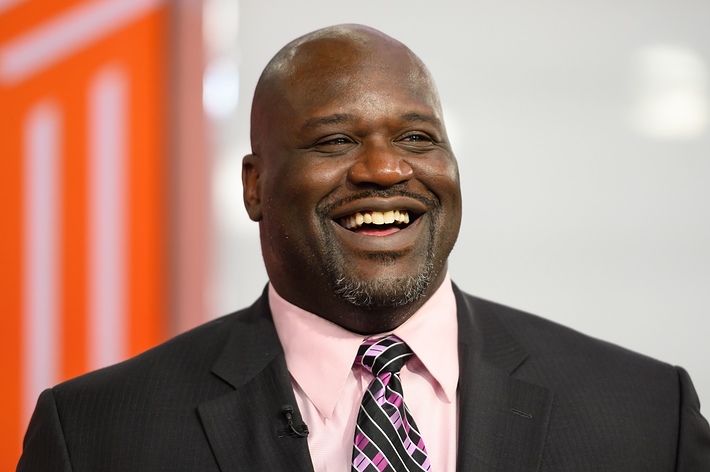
[318,186,440,217]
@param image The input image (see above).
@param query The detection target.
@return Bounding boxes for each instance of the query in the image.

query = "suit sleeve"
[675,367,710,471]
[16,389,74,472]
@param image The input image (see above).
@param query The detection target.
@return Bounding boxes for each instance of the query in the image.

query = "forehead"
[279,37,441,115]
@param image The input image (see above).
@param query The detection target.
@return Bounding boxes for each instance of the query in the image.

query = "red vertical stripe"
[127,9,168,352]
[0,82,24,472]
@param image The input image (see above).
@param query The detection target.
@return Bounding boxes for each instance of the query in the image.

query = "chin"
[329,257,435,309]
[318,209,446,310]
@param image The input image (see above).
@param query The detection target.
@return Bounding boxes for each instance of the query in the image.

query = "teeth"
[339,210,411,229]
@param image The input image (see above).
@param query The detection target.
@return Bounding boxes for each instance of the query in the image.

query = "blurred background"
[2,0,708,467]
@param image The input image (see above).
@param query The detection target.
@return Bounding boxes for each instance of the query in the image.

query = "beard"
[319,211,439,310]
[331,258,434,308]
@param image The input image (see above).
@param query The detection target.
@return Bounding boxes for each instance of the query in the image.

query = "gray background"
[206,0,710,413]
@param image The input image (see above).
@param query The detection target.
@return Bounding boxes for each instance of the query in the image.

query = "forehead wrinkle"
[302,113,355,130]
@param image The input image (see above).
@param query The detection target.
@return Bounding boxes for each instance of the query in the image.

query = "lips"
[327,195,429,243]
[339,210,410,230]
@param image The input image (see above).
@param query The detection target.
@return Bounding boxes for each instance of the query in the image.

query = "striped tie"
[352,335,431,472]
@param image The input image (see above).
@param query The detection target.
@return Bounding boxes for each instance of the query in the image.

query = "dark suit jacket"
[18,285,710,471]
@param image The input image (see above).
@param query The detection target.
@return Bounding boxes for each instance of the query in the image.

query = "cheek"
[413,157,463,245]
[279,160,351,205]
[413,156,461,202]
[262,162,346,231]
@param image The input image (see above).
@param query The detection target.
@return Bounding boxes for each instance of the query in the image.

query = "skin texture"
[242,24,462,334]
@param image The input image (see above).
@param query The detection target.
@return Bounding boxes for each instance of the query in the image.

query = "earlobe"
[242,154,263,221]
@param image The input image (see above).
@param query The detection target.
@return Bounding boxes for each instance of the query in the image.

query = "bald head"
[241,24,461,331]
[250,24,443,157]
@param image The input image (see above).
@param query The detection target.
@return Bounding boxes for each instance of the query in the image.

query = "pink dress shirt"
[270,274,459,472]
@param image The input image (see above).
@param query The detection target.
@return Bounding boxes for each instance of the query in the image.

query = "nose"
[347,143,414,187]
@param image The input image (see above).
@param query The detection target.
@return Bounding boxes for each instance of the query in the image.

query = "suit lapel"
[455,288,553,472]
[198,293,314,472]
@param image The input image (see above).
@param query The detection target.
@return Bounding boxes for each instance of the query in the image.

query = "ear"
[242,154,263,221]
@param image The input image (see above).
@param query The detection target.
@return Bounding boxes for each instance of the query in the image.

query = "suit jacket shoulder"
[18,292,314,472]
[466,292,674,372]
[454,288,710,471]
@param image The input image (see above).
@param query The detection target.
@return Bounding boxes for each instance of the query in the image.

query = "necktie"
[352,335,431,472]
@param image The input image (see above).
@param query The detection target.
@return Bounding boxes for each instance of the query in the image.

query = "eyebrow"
[301,111,442,130]
[302,113,354,130]
[400,112,443,128]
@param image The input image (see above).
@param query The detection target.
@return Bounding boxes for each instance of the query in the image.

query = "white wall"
[209,0,710,413]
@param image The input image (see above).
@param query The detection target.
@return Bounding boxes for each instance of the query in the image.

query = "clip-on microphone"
[278,404,309,438]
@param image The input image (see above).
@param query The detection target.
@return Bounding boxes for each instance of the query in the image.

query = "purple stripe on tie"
[353,454,369,472]
[373,452,389,471]
[385,390,403,408]
[354,432,369,449]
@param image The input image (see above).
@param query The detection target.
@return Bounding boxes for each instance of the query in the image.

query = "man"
[18,24,710,471]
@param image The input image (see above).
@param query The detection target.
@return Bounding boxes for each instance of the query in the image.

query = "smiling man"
[19,24,710,472]
[243,25,461,335]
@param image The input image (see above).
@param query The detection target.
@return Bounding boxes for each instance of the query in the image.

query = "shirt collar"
[269,273,459,419]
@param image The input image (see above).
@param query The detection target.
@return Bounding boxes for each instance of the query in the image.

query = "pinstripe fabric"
[352,336,430,472]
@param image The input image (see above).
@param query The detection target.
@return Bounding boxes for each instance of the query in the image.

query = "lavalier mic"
[279,404,309,438]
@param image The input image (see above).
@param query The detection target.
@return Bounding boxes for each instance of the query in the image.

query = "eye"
[312,135,357,153]
[398,132,435,147]
[403,133,430,142]
[318,137,351,146]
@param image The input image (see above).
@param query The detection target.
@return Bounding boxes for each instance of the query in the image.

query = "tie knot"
[355,335,413,377]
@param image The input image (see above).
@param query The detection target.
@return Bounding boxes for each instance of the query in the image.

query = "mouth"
[338,210,417,236]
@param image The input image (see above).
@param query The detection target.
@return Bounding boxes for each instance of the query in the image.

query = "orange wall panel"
[0,1,170,468]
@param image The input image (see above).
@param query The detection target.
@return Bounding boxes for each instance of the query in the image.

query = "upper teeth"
[340,210,410,229]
